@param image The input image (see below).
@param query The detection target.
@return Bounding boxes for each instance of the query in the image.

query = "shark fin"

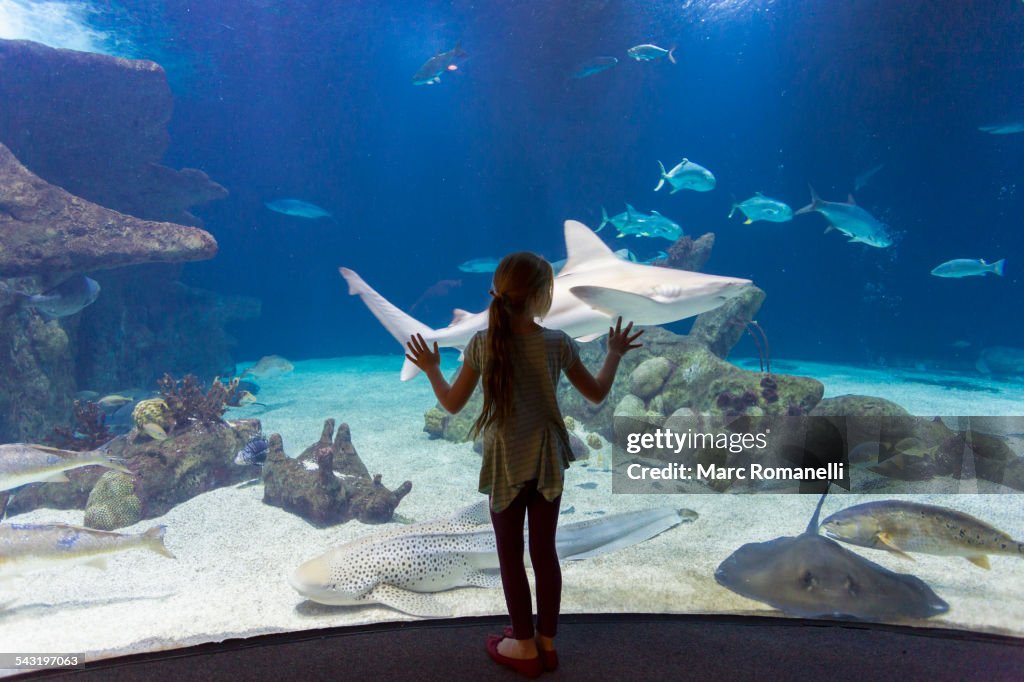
[450,308,472,326]
[339,268,435,381]
[449,499,491,526]
[569,285,668,322]
[559,221,619,276]
[367,583,451,618]
[44,472,70,483]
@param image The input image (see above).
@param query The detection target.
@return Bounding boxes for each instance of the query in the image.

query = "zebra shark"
[289,501,696,617]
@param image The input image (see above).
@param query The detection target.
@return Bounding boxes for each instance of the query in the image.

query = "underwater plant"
[157,373,236,430]
[49,400,114,451]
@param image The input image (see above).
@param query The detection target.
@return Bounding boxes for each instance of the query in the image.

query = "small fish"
[978,122,1024,135]
[576,482,598,490]
[854,163,885,192]
[599,204,683,241]
[571,56,618,79]
[241,355,294,379]
[141,423,169,441]
[413,45,466,85]
[97,394,133,410]
[930,258,1005,278]
[795,186,892,248]
[0,444,131,492]
[457,258,501,274]
[728,193,793,224]
[654,159,716,193]
[821,500,1024,570]
[0,523,173,579]
[265,199,331,219]
[410,279,462,315]
[235,436,269,467]
[627,44,676,64]
[10,275,100,320]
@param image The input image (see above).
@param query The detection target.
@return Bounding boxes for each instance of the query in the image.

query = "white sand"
[1,355,1022,670]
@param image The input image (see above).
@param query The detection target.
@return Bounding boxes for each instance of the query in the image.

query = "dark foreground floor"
[17,614,1024,681]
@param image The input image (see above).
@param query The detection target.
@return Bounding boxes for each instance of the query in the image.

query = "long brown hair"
[470,252,554,440]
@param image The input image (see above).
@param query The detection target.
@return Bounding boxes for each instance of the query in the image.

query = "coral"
[132,398,174,435]
[760,376,779,403]
[563,415,576,431]
[262,419,413,526]
[49,399,113,451]
[157,373,235,430]
[84,472,142,530]
[423,407,449,439]
[586,433,602,450]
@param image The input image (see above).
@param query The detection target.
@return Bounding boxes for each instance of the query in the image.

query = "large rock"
[0,142,216,277]
[0,39,226,227]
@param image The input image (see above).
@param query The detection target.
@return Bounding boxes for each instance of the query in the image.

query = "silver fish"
[795,186,892,248]
[854,163,885,192]
[265,199,331,219]
[572,56,618,79]
[627,44,676,64]
[978,122,1024,135]
[728,193,793,224]
[457,258,501,274]
[599,204,682,240]
[976,346,1024,375]
[0,444,130,492]
[413,45,466,85]
[930,258,1005,278]
[241,355,294,379]
[0,523,173,579]
[654,159,716,193]
[12,275,100,320]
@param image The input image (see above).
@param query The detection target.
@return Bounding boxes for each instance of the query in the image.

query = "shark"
[289,500,696,617]
[339,219,752,380]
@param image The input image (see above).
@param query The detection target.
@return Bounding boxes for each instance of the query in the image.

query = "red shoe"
[486,634,543,679]
[503,627,558,672]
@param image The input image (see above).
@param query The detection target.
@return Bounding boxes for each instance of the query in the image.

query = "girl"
[405,251,643,678]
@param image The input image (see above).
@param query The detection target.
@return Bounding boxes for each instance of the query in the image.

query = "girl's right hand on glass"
[608,317,644,357]
[405,333,441,372]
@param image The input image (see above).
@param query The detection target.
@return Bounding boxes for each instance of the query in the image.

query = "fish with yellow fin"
[821,500,1024,569]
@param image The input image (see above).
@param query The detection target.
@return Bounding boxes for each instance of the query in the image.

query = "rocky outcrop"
[0,39,226,227]
[262,419,412,526]
[0,142,217,277]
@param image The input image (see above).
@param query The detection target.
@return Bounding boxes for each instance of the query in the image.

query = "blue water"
[6,0,1023,368]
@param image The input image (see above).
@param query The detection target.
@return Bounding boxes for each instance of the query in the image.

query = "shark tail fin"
[654,160,667,191]
[795,184,820,216]
[339,267,435,381]
[990,259,1005,276]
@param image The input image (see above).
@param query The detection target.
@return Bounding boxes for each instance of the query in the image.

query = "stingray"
[714,490,949,621]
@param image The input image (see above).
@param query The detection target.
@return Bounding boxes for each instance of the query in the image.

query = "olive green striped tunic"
[465,328,580,513]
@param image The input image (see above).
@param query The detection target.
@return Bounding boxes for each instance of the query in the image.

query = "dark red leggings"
[490,479,562,640]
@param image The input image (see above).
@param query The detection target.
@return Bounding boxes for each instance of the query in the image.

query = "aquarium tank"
[0,0,1022,671]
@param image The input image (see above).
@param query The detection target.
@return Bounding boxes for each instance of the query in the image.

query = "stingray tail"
[339,267,435,381]
[807,484,830,534]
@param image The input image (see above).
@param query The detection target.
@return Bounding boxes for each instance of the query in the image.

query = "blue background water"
[9,0,1024,370]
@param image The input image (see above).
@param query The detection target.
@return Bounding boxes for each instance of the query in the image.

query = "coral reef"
[49,400,113,451]
[586,433,602,450]
[660,233,716,271]
[688,287,768,360]
[157,374,235,430]
[262,419,412,526]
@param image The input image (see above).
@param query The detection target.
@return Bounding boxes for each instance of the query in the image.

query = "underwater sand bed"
[2,355,1023,668]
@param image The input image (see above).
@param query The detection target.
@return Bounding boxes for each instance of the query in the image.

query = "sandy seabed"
[1,355,1022,670]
